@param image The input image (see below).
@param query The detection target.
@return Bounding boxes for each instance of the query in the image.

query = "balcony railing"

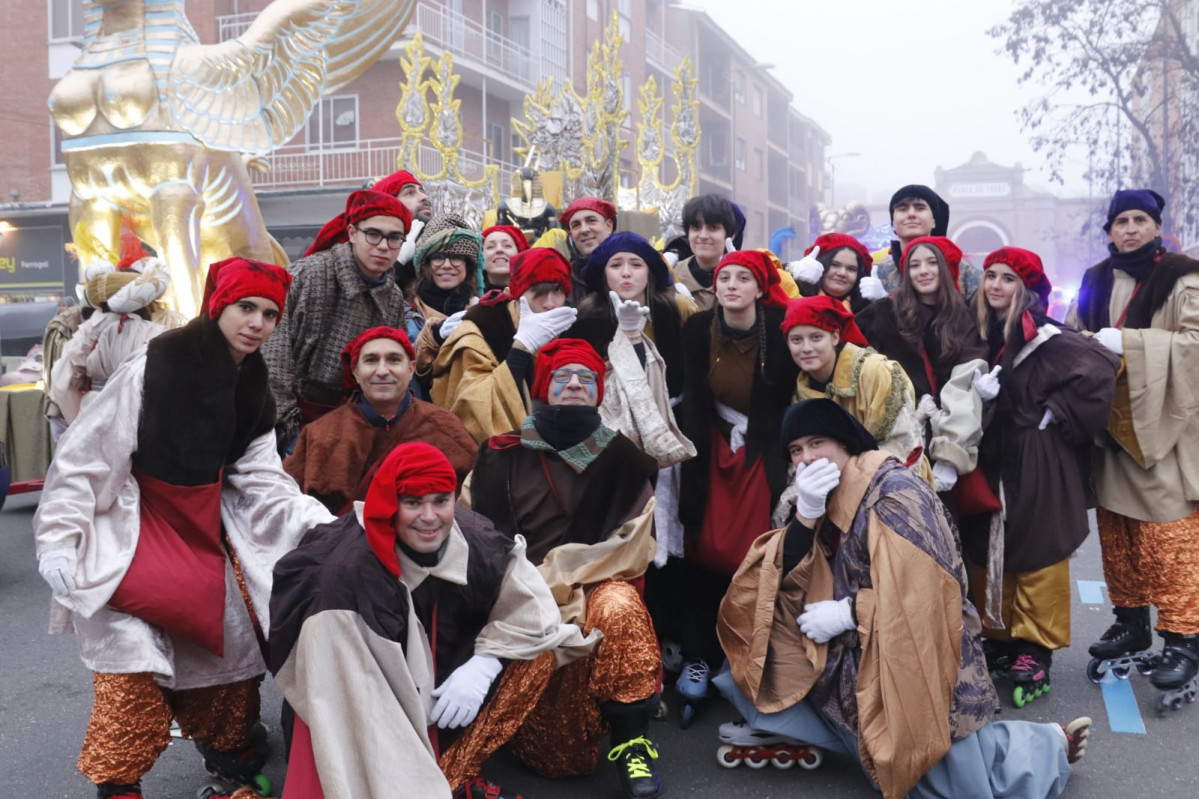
[248,137,498,191]
[646,29,684,72]
[407,1,536,89]
[216,12,255,42]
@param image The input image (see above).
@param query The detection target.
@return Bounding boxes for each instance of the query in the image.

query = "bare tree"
[990,0,1199,244]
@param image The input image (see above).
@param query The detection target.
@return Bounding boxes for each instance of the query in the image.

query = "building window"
[735,137,747,172]
[618,0,632,38]
[707,128,728,167]
[541,1,567,82]
[50,0,85,41]
[586,0,598,21]
[487,122,507,164]
[753,86,763,118]
[734,71,746,104]
[754,146,764,179]
[306,95,359,151]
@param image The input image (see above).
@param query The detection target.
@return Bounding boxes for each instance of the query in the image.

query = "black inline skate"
[1150,632,1199,716]
[195,733,271,796]
[1086,605,1156,683]
[1009,644,1052,707]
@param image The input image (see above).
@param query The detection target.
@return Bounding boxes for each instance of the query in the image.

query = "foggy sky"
[695,0,1086,203]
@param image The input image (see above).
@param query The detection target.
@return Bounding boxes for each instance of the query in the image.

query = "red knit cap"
[712,250,790,309]
[340,326,417,391]
[483,225,530,252]
[804,233,873,276]
[900,236,963,289]
[363,442,458,576]
[983,246,1052,304]
[373,170,422,196]
[532,338,607,405]
[780,296,869,346]
[561,197,617,228]
[507,247,573,300]
[303,190,413,257]
[202,257,292,320]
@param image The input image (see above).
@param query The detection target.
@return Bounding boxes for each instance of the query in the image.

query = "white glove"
[430,654,502,729]
[662,251,679,269]
[1038,408,1056,430]
[793,457,842,519]
[398,219,424,265]
[513,296,578,352]
[915,394,939,427]
[610,291,650,333]
[439,310,467,340]
[858,275,888,301]
[39,549,77,597]
[932,461,959,492]
[972,365,1002,401]
[797,598,855,644]
[673,280,693,300]
[725,237,736,253]
[788,246,824,284]
[1094,327,1124,355]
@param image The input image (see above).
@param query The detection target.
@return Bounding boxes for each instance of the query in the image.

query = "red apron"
[687,428,772,577]
[108,468,228,656]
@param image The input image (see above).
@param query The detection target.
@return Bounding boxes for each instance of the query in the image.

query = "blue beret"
[1104,189,1165,232]
[583,231,673,294]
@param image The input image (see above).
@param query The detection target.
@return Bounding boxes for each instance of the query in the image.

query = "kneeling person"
[471,339,665,799]
[270,443,594,798]
[714,399,1091,799]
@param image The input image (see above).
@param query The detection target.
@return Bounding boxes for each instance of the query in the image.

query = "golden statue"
[495,149,558,240]
[50,0,416,316]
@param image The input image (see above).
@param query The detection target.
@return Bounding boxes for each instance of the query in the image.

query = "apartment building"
[0,0,829,298]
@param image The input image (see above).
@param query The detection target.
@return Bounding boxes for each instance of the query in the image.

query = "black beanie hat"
[781,398,879,457]
[889,185,950,237]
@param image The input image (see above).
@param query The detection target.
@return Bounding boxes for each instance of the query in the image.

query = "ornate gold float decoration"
[51,0,416,316]
[635,58,701,238]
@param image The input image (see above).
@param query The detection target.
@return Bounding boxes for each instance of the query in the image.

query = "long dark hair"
[893,242,975,363]
[573,270,686,395]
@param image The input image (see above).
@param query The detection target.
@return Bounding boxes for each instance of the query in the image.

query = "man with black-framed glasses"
[470,338,667,799]
[263,190,418,453]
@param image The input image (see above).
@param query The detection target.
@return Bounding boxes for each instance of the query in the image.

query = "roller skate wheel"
[716,745,742,768]
[653,698,669,722]
[1085,658,1104,684]
[798,747,824,770]
[1137,660,1156,676]
[1112,665,1132,679]
[744,753,770,769]
[250,774,271,795]
[679,703,695,729]
[1013,686,1029,708]
[771,755,796,769]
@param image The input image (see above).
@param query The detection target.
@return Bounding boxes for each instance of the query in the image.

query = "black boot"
[1088,605,1152,659]
[1151,632,1199,690]
[96,784,141,799]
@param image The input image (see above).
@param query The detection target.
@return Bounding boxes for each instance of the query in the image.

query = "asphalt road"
[3,492,1197,798]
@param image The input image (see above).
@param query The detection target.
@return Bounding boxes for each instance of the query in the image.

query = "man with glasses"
[263,190,415,452]
[470,338,666,799]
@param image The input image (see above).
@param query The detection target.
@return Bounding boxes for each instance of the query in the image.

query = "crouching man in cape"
[269,442,596,798]
[713,399,1092,799]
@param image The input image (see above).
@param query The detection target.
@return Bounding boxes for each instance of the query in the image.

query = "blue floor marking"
[1077,580,1107,604]
[1100,672,1147,734]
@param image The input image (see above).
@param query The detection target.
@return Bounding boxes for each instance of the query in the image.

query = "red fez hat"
[482,225,530,253]
[201,257,292,320]
[712,250,790,309]
[804,233,874,276]
[340,326,417,391]
[507,247,573,300]
[900,236,963,290]
[303,190,413,257]
[983,246,1052,304]
[363,442,458,576]
[561,197,617,228]
[780,295,869,346]
[532,338,606,405]
[373,170,423,196]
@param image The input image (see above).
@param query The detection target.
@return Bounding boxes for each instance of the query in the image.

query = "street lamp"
[729,62,774,202]
[826,152,860,207]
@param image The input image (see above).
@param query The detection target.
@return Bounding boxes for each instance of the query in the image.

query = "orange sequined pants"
[1098,507,1199,634]
[507,580,661,778]
[77,672,261,787]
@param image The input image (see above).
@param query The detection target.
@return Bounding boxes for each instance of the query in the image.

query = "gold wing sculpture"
[51,0,416,316]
